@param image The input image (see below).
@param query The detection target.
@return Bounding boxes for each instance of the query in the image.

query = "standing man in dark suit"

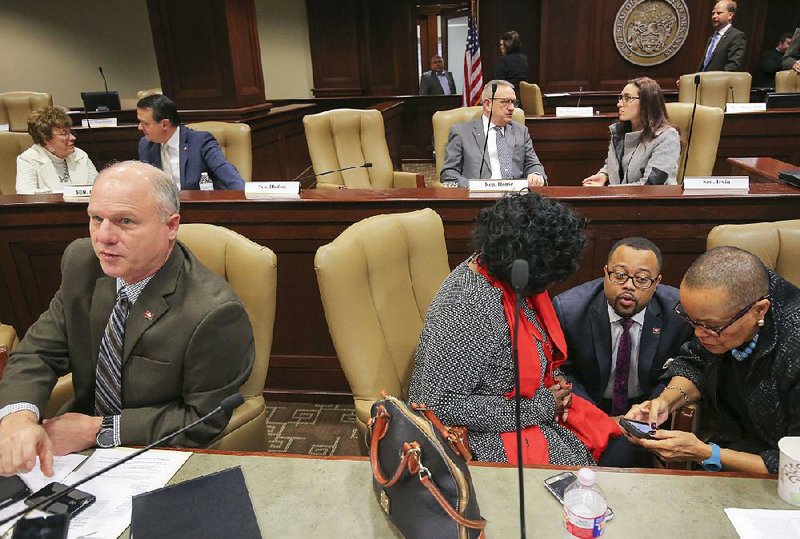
[420,55,457,95]
[440,79,546,188]
[553,237,693,415]
[0,161,254,476]
[698,1,747,72]
[137,94,245,190]
[755,32,793,87]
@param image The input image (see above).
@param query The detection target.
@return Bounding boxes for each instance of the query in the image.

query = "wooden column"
[146,0,267,110]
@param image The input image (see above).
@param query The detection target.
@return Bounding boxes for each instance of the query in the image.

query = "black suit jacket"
[419,70,457,95]
[553,278,693,406]
[699,26,747,72]
[755,48,785,87]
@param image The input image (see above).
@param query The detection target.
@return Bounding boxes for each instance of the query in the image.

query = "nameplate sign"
[469,179,528,193]
[683,176,749,195]
[725,103,767,114]
[62,184,94,202]
[555,107,594,118]
[0,124,8,132]
[245,181,301,199]
[81,117,118,128]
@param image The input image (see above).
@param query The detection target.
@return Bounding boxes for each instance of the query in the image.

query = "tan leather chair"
[187,121,252,181]
[665,102,724,181]
[519,82,544,116]
[0,92,53,132]
[303,109,421,188]
[431,106,526,181]
[706,219,800,287]
[775,70,800,93]
[678,72,751,109]
[136,88,163,100]
[0,132,33,194]
[315,209,450,433]
[47,224,276,451]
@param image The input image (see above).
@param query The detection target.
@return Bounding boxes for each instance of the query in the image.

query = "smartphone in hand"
[619,417,656,440]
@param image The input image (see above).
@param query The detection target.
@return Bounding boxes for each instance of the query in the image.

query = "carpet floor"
[265,401,366,457]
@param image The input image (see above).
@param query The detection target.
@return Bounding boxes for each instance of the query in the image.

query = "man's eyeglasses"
[491,98,516,107]
[617,95,641,104]
[606,270,657,290]
[674,294,770,336]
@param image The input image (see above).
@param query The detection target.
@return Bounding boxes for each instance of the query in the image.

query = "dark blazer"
[494,52,530,98]
[698,26,747,72]
[0,238,254,447]
[781,28,800,70]
[420,70,457,95]
[755,48,786,87]
[138,125,245,190]
[439,117,546,187]
[553,278,693,406]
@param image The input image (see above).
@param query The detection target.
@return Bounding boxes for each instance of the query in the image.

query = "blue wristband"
[701,442,722,472]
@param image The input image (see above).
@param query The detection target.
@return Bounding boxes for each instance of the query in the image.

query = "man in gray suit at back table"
[419,55,457,95]
[698,1,747,72]
[440,79,546,188]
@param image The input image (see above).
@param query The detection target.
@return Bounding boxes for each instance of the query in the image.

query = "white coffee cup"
[778,436,800,505]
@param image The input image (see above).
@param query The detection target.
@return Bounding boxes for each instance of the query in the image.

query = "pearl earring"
[757,319,765,327]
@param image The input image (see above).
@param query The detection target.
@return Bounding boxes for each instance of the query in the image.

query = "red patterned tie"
[612,318,634,415]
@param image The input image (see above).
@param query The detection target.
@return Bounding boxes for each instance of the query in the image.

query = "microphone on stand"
[510,258,529,539]
[297,162,373,189]
[0,393,244,529]
[576,86,584,108]
[729,85,735,104]
[680,74,701,184]
[478,83,498,179]
[98,66,109,94]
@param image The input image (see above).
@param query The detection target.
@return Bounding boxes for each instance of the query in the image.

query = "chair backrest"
[706,219,800,287]
[0,92,53,132]
[315,209,450,430]
[177,224,276,400]
[519,82,544,116]
[678,72,751,109]
[136,88,163,100]
[0,132,34,194]
[303,108,399,189]
[431,106,526,180]
[187,121,252,181]
[775,70,800,93]
[665,102,724,181]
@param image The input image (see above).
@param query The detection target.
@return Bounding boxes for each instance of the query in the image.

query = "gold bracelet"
[664,385,689,404]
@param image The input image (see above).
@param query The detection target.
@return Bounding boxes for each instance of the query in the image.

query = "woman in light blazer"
[16,106,98,194]
[583,77,680,186]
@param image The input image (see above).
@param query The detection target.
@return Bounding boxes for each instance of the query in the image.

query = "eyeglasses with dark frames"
[617,95,641,104]
[606,269,657,290]
[674,294,770,337]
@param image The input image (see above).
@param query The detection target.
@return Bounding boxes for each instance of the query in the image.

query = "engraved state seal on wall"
[614,0,690,66]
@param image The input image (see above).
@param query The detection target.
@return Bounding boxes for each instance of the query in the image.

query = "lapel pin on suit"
[144,310,154,321]
[652,327,661,335]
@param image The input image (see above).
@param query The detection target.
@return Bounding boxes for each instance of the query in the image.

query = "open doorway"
[416,2,469,95]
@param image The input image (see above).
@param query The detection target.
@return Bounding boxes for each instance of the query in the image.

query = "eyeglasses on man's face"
[491,98,516,107]
[673,294,770,337]
[617,95,640,104]
[606,269,656,290]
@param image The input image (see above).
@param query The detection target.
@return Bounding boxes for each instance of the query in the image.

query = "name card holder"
[245,181,301,199]
[725,103,767,114]
[81,117,118,128]
[468,179,528,194]
[683,176,749,195]
[555,107,594,118]
[62,184,94,202]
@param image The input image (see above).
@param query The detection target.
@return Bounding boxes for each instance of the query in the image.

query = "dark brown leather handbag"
[367,393,486,538]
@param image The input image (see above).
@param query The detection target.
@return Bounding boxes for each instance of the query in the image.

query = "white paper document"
[725,508,800,538]
[0,454,86,535]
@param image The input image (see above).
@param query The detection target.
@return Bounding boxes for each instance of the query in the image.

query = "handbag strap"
[420,474,487,530]
[412,403,473,462]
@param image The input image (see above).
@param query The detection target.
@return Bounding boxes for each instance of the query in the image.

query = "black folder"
[130,466,261,539]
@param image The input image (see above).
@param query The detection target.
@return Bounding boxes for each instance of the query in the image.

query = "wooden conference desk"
[2,185,800,401]
[121,451,791,538]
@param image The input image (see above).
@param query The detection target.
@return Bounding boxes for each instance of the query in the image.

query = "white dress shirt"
[602,304,647,399]
[162,129,181,187]
[482,118,505,179]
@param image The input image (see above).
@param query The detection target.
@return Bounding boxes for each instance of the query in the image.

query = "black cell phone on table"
[0,475,31,510]
[619,417,656,440]
[11,514,69,539]
[544,471,615,521]
[24,482,95,518]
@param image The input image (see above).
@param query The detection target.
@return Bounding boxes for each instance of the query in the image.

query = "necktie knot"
[117,286,130,306]
[620,317,634,331]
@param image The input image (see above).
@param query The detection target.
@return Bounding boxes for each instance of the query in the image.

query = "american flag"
[462,0,483,106]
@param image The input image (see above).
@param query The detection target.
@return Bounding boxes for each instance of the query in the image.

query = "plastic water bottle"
[563,468,607,538]
[199,172,213,191]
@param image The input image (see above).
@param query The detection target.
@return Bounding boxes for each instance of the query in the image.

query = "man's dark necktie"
[494,127,513,179]
[95,287,130,416]
[611,318,634,416]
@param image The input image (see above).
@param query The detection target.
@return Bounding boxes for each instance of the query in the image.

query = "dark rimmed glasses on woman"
[606,270,656,290]
[673,294,770,337]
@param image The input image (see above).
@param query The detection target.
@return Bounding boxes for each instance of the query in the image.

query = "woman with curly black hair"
[408,192,622,465]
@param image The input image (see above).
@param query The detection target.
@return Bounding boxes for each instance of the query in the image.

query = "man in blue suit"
[136,94,245,190]
[553,237,693,416]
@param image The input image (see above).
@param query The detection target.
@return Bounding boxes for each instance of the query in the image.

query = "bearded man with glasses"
[623,246,800,474]
[554,237,693,423]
